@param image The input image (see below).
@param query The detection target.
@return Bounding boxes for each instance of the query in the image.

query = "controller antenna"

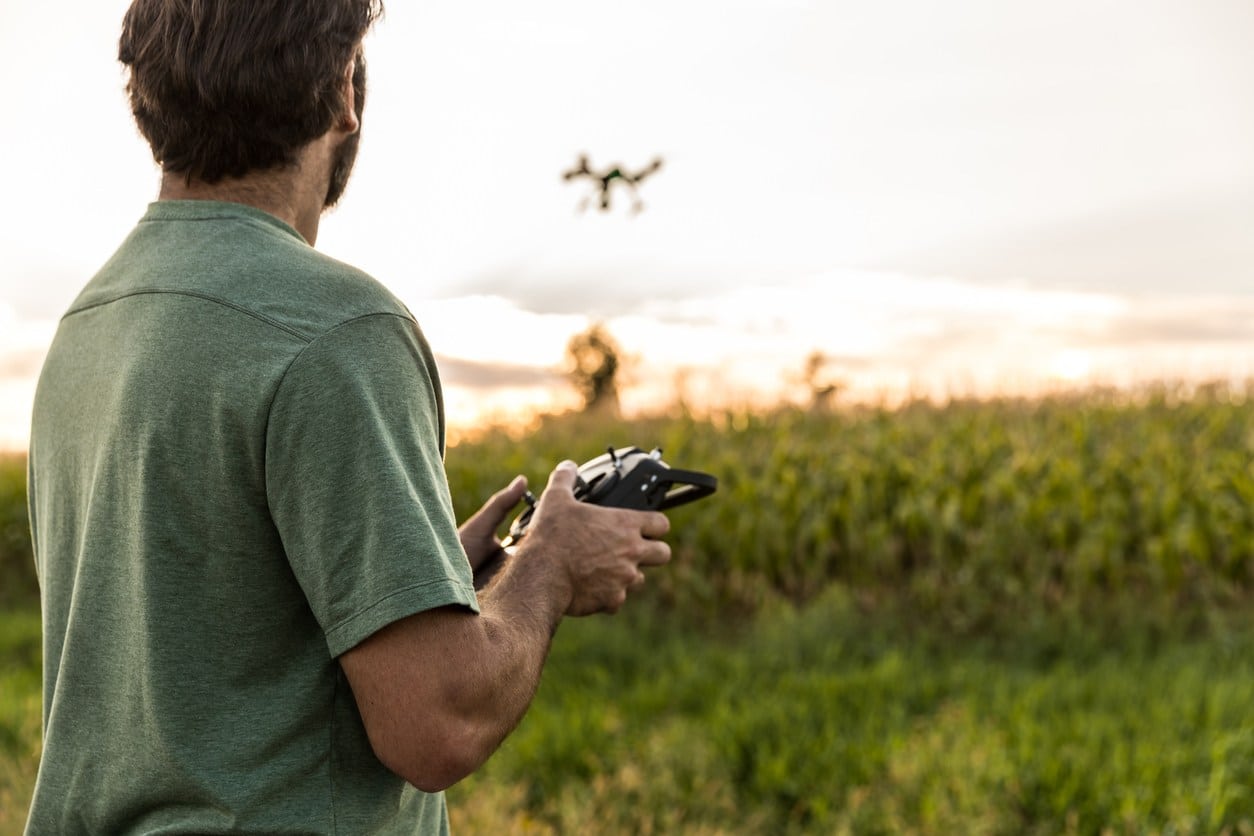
[607,446,621,470]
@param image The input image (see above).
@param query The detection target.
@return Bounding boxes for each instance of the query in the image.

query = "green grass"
[448,589,1254,834]
[0,608,39,836]
[4,595,1253,834]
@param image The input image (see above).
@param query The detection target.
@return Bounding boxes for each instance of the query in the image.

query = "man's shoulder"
[256,241,415,341]
[79,200,416,344]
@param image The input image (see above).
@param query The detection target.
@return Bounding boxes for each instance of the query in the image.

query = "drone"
[563,154,664,214]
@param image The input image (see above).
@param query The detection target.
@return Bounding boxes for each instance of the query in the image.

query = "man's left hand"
[459,475,528,585]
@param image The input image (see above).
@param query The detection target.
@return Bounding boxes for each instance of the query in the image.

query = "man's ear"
[339,56,360,135]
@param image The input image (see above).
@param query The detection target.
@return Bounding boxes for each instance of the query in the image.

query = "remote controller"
[502,446,717,547]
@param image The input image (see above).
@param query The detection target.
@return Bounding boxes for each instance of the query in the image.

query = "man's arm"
[337,461,671,792]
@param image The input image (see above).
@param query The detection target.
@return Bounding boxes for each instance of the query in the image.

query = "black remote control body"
[503,446,717,545]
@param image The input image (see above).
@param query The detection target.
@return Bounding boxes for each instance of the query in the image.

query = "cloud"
[1078,297,1254,346]
[888,187,1254,296]
[447,259,760,319]
[0,304,56,382]
[435,355,564,389]
[433,270,1254,396]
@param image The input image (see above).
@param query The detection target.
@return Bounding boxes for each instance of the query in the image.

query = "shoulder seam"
[264,311,421,413]
[64,289,312,342]
[321,310,417,334]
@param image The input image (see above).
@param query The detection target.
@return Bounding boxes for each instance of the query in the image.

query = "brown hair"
[119,0,383,183]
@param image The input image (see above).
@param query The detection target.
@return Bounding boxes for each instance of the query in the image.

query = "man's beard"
[324,52,367,209]
[324,130,360,209]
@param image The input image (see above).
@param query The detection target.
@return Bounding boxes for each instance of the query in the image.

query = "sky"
[2,0,1253,449]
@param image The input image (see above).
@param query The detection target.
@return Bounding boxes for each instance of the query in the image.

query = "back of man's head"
[119,0,383,185]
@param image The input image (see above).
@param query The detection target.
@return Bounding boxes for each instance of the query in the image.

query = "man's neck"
[158,161,327,246]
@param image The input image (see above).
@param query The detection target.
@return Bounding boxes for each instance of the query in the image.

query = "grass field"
[445,592,1254,835]
[3,385,1254,832]
[0,609,39,835]
[4,596,1253,834]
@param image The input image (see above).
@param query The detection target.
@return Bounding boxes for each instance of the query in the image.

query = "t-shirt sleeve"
[265,312,478,658]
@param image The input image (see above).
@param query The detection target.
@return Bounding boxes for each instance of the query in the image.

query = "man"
[25,1,671,832]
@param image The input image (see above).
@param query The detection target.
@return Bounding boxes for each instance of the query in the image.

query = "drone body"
[563,154,664,214]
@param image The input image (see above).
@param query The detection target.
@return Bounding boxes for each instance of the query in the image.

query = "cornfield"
[447,382,1254,632]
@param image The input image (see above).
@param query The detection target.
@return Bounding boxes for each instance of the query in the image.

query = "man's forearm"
[339,549,572,792]
[435,549,573,769]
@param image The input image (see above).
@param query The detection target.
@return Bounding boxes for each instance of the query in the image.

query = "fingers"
[639,511,670,540]
[635,537,672,568]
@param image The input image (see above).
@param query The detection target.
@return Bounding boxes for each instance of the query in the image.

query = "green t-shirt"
[26,201,478,834]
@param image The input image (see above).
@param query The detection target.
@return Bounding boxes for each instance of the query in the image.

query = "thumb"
[464,475,528,534]
[542,460,579,498]
[487,474,528,513]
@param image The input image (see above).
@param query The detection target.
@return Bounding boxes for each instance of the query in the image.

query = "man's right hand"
[516,460,672,616]
[339,459,673,794]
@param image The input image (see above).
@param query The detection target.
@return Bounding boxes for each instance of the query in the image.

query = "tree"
[565,322,622,413]
[802,350,842,411]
